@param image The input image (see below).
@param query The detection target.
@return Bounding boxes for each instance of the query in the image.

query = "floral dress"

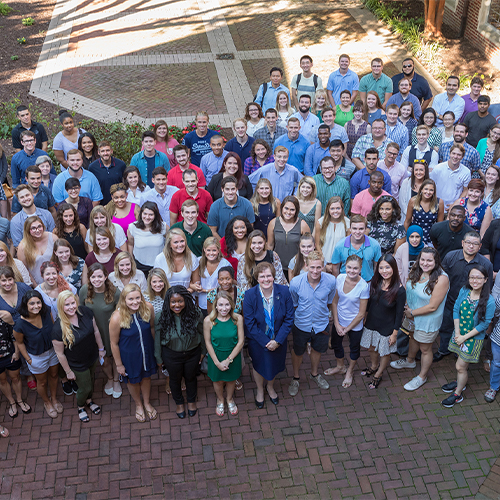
[367,220,405,254]
[459,198,488,232]
[207,287,245,314]
[411,202,440,245]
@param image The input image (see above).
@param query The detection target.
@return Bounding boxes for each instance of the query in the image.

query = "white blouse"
[317,216,350,262]
[197,257,230,309]
[153,252,200,288]
[128,222,167,266]
[109,270,148,293]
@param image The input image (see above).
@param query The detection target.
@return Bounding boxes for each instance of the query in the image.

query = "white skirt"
[360,327,397,357]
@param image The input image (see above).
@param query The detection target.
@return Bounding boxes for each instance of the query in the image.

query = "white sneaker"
[390,358,417,370]
[404,376,427,391]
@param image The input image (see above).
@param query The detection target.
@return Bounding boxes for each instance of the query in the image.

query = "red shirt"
[169,188,213,223]
[167,164,207,189]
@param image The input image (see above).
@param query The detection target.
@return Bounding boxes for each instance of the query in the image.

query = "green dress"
[207,318,241,382]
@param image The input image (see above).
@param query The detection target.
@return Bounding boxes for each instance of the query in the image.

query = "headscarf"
[407,225,424,258]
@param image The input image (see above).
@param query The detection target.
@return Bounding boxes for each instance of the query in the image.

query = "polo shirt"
[359,73,393,104]
[88,157,127,205]
[351,189,391,218]
[248,163,302,202]
[331,235,382,282]
[290,112,320,143]
[182,129,220,167]
[313,174,351,214]
[169,188,213,223]
[10,208,55,247]
[52,170,103,203]
[253,124,287,151]
[350,167,392,198]
[167,164,206,190]
[304,142,329,177]
[432,93,465,126]
[139,186,179,226]
[254,82,291,113]
[459,93,480,122]
[429,221,473,260]
[11,185,56,214]
[463,112,497,148]
[170,221,213,257]
[10,148,50,187]
[274,133,310,172]
[377,159,407,201]
[130,150,170,187]
[206,196,255,237]
[11,121,49,151]
[430,161,471,211]
[385,92,423,119]
[326,68,360,106]
[391,72,433,103]
[224,136,255,164]
[289,272,336,332]
[200,150,228,185]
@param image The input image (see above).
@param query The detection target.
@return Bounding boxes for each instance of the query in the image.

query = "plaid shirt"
[351,134,392,164]
[385,122,409,161]
[439,141,481,178]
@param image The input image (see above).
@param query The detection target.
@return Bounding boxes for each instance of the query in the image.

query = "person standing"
[182,112,221,167]
[327,54,359,107]
[290,55,323,108]
[391,58,433,110]
[290,95,320,144]
[459,76,485,122]
[11,105,49,152]
[386,78,423,119]
[432,76,465,126]
[130,131,171,187]
[274,118,311,173]
[359,58,393,109]
[254,67,291,114]
[224,119,255,164]
[253,108,287,152]
[377,143,406,201]
[200,135,229,185]
[463,96,497,148]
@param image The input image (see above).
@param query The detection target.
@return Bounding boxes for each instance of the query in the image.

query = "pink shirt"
[142,137,179,166]
[112,203,137,236]
[351,189,390,217]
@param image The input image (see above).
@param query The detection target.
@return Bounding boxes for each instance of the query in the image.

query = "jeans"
[73,360,97,407]
[330,324,363,360]
[490,340,500,392]
[162,345,201,405]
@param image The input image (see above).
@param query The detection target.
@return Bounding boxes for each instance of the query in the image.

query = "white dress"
[318,216,350,262]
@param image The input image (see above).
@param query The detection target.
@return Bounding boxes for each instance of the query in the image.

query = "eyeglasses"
[463,241,480,247]
[386,151,398,156]
[469,276,486,281]
[402,64,413,68]
[22,139,35,143]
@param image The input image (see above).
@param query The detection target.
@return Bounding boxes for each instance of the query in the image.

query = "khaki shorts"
[413,329,439,344]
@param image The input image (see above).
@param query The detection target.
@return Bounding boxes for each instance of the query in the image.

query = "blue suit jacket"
[243,284,294,349]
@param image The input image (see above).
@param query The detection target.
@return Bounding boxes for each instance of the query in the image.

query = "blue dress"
[118,313,157,384]
[254,203,276,235]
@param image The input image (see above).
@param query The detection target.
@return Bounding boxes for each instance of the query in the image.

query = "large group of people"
[1,53,500,437]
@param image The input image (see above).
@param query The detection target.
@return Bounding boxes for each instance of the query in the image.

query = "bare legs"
[127,377,155,420]
[407,339,433,380]
[292,349,322,378]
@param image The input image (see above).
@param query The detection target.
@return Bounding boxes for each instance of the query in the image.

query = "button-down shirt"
[253,124,287,152]
[385,122,409,161]
[432,92,465,126]
[11,208,55,247]
[359,73,393,104]
[206,196,256,237]
[313,174,351,214]
[52,170,103,203]
[326,69,360,106]
[11,186,56,214]
[224,136,255,164]
[254,83,291,113]
[289,272,337,332]
[274,133,311,172]
[304,142,329,177]
[248,163,303,202]
[350,167,392,198]
[351,134,392,164]
[438,141,481,178]
[391,72,433,103]
[290,112,320,143]
[200,150,228,185]
[400,144,440,171]
[130,150,171,187]
[243,155,275,176]
[430,161,471,211]
[10,148,50,188]
[311,123,349,145]
[386,92,423,119]
[139,186,179,226]
[377,159,407,201]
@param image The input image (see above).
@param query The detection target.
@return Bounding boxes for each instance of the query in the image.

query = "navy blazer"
[243,283,294,349]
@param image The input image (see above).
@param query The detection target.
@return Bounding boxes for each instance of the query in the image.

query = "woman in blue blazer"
[243,261,294,408]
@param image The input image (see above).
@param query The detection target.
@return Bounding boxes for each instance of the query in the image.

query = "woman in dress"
[297,177,321,233]
[156,286,205,418]
[127,201,167,278]
[110,284,157,421]
[244,102,265,137]
[198,238,230,314]
[83,227,120,283]
[204,291,244,416]
[51,238,85,291]
[207,153,253,201]
[63,178,93,229]
[442,266,495,407]
[267,196,310,278]
[275,91,295,127]
[345,100,371,159]
[477,124,500,176]
[54,203,88,259]
[123,166,151,206]
[311,90,330,122]
[243,262,294,408]
[237,230,287,290]
[0,241,32,285]
[14,290,62,418]
[207,266,245,316]
[249,178,280,235]
[363,91,385,125]
[52,291,106,422]
[107,183,139,236]
[391,247,449,391]
[79,263,122,398]
[288,233,317,281]
[367,196,406,254]
[243,140,274,177]
[144,268,169,316]
[411,108,442,151]
[150,120,179,165]
[324,255,370,387]
[394,225,424,285]
[399,160,430,223]
[483,165,500,218]
[334,90,354,127]
[453,179,493,237]
[440,111,455,145]
[314,196,350,268]
[360,254,406,389]
[154,228,200,291]
[52,110,86,169]
[220,216,252,273]
[17,216,55,286]
[85,205,127,251]
[398,101,418,138]
[109,251,147,292]
[78,132,99,170]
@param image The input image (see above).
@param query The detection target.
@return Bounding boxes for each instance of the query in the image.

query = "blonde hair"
[162,228,194,274]
[113,251,137,280]
[207,290,238,327]
[199,237,223,277]
[275,91,294,116]
[21,216,45,268]
[297,176,317,202]
[56,290,80,348]
[0,241,24,282]
[146,268,169,299]
[250,178,278,216]
[88,205,116,246]
[117,284,151,329]
[319,197,347,249]
[311,89,330,114]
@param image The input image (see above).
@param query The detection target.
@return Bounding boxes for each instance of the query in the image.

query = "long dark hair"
[134,201,163,234]
[407,247,443,295]
[367,195,401,224]
[159,286,201,342]
[77,132,98,163]
[465,265,490,323]
[370,254,401,304]
[123,166,147,193]
[224,216,252,256]
[221,153,244,189]
[55,202,82,237]
[418,107,437,127]
[17,290,49,318]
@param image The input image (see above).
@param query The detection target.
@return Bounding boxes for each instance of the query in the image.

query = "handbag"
[2,183,13,199]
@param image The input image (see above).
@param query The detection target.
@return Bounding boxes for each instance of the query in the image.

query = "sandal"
[86,401,101,415]
[44,402,58,419]
[227,400,238,416]
[17,400,31,414]
[135,408,146,423]
[361,366,379,377]
[368,376,382,389]
[146,407,158,420]
[235,379,243,391]
[52,400,63,414]
[8,402,18,418]
[78,408,90,423]
[216,401,224,417]
[0,425,9,438]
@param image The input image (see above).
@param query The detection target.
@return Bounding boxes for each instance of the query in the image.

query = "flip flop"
[8,402,18,418]
[146,407,158,420]
[135,408,146,423]
[17,400,31,414]
[0,425,9,438]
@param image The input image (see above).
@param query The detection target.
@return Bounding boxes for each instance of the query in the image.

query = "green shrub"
[21,17,35,26]
[0,2,12,15]
[17,37,26,44]
[10,55,19,61]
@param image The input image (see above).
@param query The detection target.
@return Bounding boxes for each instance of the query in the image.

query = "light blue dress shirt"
[248,163,303,202]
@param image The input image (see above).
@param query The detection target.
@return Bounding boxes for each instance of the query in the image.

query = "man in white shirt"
[291,95,320,143]
[378,142,407,201]
[400,125,439,171]
[432,76,465,126]
[139,166,178,225]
